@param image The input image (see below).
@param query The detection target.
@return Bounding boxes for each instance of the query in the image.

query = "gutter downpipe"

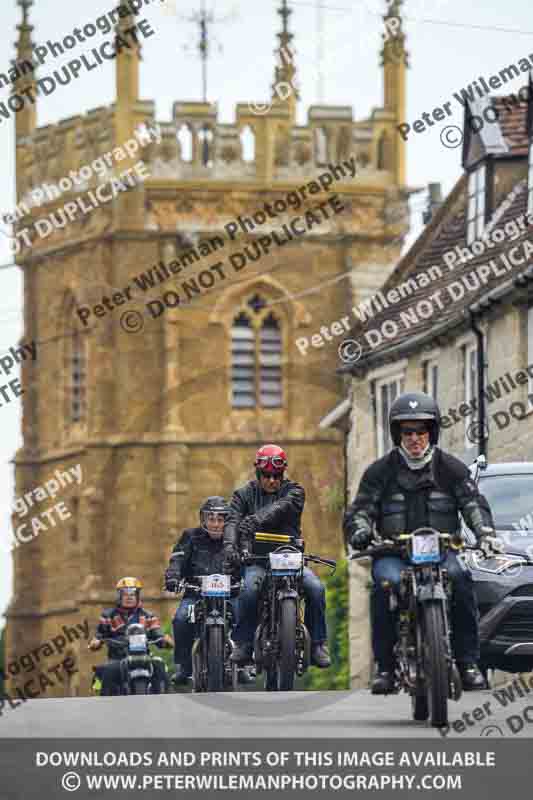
[469,310,487,458]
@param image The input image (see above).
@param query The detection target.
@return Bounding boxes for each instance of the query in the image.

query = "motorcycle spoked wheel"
[411,614,429,722]
[192,644,204,693]
[264,599,298,692]
[207,625,225,692]
[422,602,449,728]
[278,598,297,691]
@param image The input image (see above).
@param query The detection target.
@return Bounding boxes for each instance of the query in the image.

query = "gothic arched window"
[70,329,87,423]
[231,295,283,409]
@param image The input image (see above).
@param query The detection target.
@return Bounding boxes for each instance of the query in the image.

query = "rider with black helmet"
[343,392,495,694]
[164,496,232,684]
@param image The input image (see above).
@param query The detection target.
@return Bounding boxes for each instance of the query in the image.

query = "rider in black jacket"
[164,496,231,684]
[343,393,495,694]
[224,444,331,669]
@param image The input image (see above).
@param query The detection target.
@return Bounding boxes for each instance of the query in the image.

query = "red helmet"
[254,444,288,477]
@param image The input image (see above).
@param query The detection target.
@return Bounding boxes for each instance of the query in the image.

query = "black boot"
[231,642,253,665]
[171,664,191,687]
[459,662,486,691]
[311,642,331,668]
[371,670,394,695]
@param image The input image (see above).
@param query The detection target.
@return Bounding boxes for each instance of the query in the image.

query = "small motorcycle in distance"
[249,542,336,692]
[352,527,463,727]
[177,574,241,692]
[91,623,169,696]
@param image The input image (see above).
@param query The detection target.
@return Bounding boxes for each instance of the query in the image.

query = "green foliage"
[323,480,345,514]
[158,619,176,675]
[303,559,350,690]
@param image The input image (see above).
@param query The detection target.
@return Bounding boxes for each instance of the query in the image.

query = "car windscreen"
[478,474,533,530]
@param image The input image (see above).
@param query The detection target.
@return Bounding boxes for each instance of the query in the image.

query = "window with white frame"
[528,145,533,215]
[375,375,405,457]
[466,164,486,245]
[463,342,477,445]
[423,360,439,400]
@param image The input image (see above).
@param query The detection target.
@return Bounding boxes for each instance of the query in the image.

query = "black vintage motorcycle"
[246,538,336,692]
[352,527,463,727]
[178,573,241,692]
[91,623,169,696]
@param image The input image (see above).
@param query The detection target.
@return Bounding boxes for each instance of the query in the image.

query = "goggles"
[255,455,287,470]
[119,587,138,597]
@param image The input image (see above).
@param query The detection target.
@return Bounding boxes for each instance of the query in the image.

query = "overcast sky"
[1,0,532,624]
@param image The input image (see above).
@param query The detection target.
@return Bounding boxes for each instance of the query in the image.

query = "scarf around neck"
[397,443,434,471]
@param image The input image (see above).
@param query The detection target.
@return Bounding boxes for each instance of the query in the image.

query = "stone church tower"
[4,0,410,695]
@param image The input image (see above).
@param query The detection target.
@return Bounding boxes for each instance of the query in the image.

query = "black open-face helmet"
[199,496,231,532]
[389,392,441,446]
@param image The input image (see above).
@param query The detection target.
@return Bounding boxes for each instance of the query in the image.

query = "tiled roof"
[340,174,532,372]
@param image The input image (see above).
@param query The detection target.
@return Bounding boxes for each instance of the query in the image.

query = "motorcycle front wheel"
[278,598,297,691]
[423,601,448,728]
[207,626,225,692]
[131,678,150,695]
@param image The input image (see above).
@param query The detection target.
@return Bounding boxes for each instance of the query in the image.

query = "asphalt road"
[1,686,532,738]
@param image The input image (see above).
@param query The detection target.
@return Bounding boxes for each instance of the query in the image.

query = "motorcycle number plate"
[201,573,231,597]
[269,552,303,574]
[128,634,147,652]
[411,532,440,564]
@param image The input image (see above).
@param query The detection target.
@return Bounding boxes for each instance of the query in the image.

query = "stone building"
[331,80,533,686]
[4,0,412,696]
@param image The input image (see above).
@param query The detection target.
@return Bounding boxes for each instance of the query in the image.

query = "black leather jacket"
[343,448,494,546]
[169,527,226,583]
[224,478,305,553]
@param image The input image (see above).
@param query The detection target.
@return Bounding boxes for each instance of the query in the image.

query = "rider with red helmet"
[224,444,331,669]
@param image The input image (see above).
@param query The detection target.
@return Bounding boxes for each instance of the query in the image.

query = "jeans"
[172,596,237,675]
[233,565,327,645]
[371,551,479,671]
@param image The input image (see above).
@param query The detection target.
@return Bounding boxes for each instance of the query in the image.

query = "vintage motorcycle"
[177,574,241,692]
[246,538,336,692]
[352,527,463,727]
[91,622,169,696]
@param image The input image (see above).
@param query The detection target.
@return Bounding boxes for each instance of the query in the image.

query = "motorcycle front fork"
[385,573,458,698]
